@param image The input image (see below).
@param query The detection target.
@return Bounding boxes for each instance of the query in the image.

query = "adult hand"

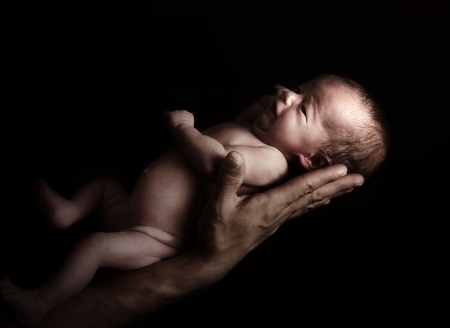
[36,151,363,328]
[196,151,364,263]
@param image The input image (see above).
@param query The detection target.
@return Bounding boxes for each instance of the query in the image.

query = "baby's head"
[253,74,391,179]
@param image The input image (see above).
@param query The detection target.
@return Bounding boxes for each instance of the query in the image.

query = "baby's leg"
[0,230,178,328]
[30,177,128,230]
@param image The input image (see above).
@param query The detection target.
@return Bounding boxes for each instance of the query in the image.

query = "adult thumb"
[213,151,246,203]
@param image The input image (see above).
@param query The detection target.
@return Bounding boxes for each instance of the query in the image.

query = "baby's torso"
[199,122,285,194]
[121,122,287,238]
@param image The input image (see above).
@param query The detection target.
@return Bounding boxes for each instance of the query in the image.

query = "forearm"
[129,247,243,314]
[38,248,243,328]
[172,124,227,177]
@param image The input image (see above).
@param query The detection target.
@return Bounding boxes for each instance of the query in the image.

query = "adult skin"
[36,151,363,328]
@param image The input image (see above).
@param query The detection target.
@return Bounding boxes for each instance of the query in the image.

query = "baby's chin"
[253,111,272,131]
[252,119,266,141]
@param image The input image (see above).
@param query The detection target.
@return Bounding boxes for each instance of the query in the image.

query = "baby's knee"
[95,177,128,204]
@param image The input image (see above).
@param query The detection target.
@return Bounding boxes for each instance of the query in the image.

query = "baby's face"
[253,76,367,168]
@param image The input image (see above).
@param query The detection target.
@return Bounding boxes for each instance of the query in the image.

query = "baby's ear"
[299,153,331,170]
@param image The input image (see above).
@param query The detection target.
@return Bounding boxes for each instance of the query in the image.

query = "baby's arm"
[163,110,228,178]
[163,110,289,186]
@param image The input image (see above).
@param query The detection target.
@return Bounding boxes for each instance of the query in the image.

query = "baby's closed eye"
[300,105,307,118]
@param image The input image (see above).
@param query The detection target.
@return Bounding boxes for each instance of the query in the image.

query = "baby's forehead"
[307,76,369,128]
[301,75,349,92]
[299,76,359,107]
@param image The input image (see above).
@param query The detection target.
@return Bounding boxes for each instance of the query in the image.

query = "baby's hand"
[274,84,290,96]
[163,110,195,132]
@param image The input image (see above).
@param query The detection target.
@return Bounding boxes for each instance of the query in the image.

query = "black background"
[3,0,449,326]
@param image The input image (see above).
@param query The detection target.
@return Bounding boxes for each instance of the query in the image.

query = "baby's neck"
[282,152,299,166]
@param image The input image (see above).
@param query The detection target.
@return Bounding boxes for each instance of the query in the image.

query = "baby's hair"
[315,74,391,179]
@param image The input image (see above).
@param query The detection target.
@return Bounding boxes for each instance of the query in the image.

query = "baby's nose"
[275,84,290,96]
[285,90,301,106]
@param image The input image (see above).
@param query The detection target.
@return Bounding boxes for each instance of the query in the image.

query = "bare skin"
[0,92,282,328]
[0,152,363,328]
[1,177,133,328]
[0,78,372,327]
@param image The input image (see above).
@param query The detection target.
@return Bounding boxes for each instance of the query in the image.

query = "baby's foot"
[0,275,46,328]
[29,179,79,230]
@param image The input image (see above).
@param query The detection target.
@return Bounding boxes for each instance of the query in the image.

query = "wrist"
[192,243,247,273]
[152,249,240,296]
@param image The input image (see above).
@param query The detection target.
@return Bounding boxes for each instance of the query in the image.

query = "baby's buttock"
[119,147,205,244]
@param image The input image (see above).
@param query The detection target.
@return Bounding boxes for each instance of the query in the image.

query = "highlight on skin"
[315,74,391,179]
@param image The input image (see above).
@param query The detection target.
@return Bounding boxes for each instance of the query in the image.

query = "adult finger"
[248,165,349,228]
[211,151,246,207]
[263,164,349,211]
[287,173,364,219]
[326,173,364,199]
[316,173,364,199]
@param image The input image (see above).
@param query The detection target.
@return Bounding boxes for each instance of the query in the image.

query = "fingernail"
[224,156,241,171]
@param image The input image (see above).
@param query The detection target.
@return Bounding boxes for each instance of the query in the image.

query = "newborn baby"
[0,74,390,327]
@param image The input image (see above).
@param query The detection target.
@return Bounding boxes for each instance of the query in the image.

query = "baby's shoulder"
[203,121,263,147]
[223,143,289,187]
[254,144,288,168]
